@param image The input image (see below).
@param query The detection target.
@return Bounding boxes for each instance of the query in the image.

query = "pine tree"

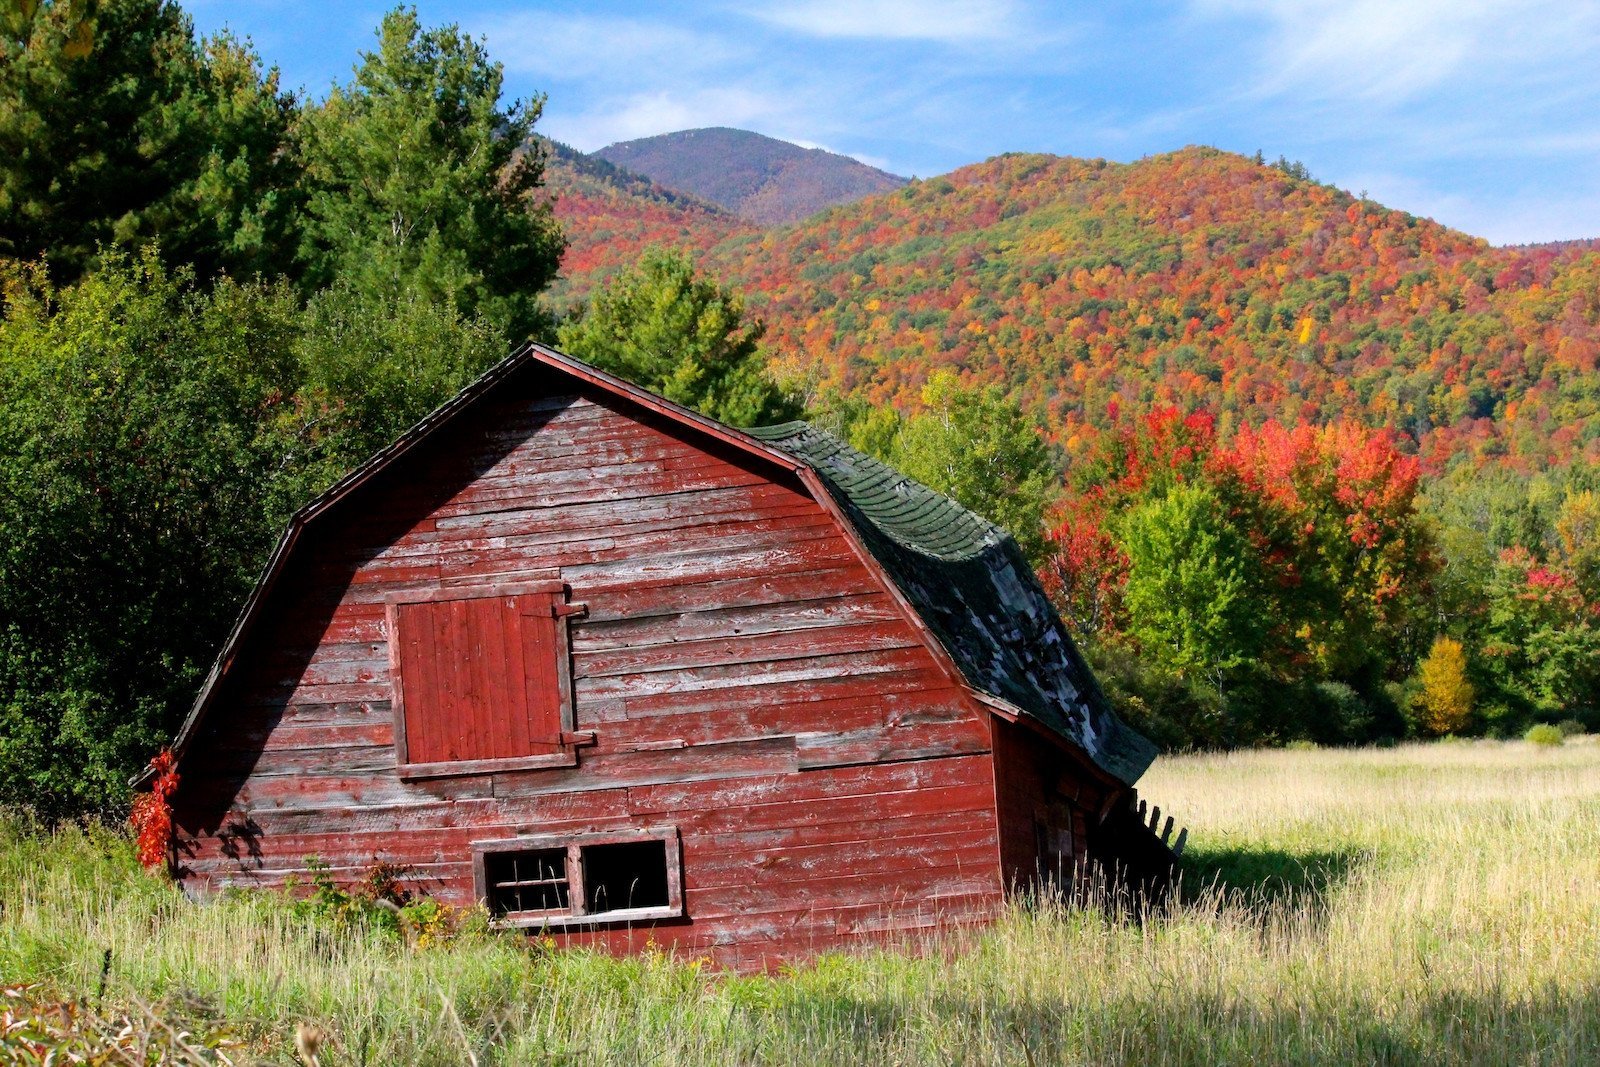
[297,8,563,340]
[0,0,300,284]
[557,248,798,427]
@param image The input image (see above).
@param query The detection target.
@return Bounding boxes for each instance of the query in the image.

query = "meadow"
[3,738,1597,1065]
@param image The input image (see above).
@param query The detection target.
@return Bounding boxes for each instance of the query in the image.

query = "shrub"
[287,857,475,948]
[1524,724,1565,746]
[1557,719,1587,738]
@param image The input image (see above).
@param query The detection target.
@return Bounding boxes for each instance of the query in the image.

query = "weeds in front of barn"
[3,738,1598,1065]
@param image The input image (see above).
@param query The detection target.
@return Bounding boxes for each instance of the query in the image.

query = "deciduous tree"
[890,370,1058,562]
[1414,636,1474,735]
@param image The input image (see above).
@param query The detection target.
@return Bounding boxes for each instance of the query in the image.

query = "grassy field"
[3,739,1598,1064]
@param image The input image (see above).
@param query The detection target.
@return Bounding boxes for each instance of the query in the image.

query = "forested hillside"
[552,147,1600,472]
[540,139,750,307]
[549,144,1600,751]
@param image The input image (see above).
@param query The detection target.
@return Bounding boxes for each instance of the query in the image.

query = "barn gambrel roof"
[749,423,1157,785]
[149,344,1156,787]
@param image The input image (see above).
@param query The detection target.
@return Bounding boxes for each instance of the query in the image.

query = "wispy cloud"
[469,12,741,80]
[1199,0,1600,104]
[544,87,802,151]
[742,0,1022,43]
[188,1,1600,242]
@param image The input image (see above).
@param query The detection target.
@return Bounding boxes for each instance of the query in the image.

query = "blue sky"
[186,0,1600,245]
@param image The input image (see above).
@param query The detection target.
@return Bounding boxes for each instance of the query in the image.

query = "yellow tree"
[1415,636,1474,735]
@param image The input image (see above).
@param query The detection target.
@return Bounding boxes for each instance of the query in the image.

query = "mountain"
[593,128,907,226]
[539,139,754,308]
[546,144,1600,473]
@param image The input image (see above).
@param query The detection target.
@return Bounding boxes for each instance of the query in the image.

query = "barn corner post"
[156,345,1163,969]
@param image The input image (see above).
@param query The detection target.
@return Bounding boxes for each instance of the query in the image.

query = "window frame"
[472,827,685,929]
[386,578,588,780]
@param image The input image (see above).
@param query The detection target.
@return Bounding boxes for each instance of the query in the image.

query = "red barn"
[156,344,1163,970]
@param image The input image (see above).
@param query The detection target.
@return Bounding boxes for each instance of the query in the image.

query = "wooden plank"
[430,481,805,537]
[575,567,876,623]
[686,862,1000,915]
[201,742,394,778]
[377,496,825,560]
[626,754,994,820]
[615,664,947,720]
[795,718,992,770]
[488,736,800,800]
[573,619,922,680]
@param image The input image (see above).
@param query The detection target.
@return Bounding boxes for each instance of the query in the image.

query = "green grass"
[4,738,1598,1064]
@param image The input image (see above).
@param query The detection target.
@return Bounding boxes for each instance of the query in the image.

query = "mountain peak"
[594,128,907,226]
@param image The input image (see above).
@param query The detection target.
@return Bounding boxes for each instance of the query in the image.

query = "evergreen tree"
[297,7,563,340]
[557,248,799,427]
[0,0,301,284]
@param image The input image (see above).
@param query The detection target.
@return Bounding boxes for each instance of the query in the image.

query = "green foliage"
[1118,483,1264,689]
[557,247,799,427]
[296,8,563,340]
[294,281,509,469]
[0,0,301,284]
[1523,723,1564,746]
[888,371,1057,561]
[1417,462,1600,735]
[0,255,307,817]
[0,4,570,817]
[0,252,505,818]
[287,857,477,949]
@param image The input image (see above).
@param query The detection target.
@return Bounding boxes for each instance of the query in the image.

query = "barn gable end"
[163,344,1158,970]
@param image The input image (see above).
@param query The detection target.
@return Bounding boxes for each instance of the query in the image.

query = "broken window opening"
[473,828,683,929]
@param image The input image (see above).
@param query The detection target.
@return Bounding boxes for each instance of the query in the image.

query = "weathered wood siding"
[172,364,1003,968]
[991,718,1116,893]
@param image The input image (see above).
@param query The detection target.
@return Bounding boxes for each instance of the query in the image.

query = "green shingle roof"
[750,421,1157,786]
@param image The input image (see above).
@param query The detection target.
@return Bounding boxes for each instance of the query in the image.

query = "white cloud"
[543,87,800,150]
[1197,0,1600,104]
[786,137,896,171]
[744,0,1021,43]
[470,12,740,80]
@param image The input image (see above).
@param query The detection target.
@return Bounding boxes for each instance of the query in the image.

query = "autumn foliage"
[129,750,178,871]
[1415,636,1474,735]
[1040,406,1434,745]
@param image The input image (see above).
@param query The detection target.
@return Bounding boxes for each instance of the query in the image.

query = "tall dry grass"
[2,739,1597,1064]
